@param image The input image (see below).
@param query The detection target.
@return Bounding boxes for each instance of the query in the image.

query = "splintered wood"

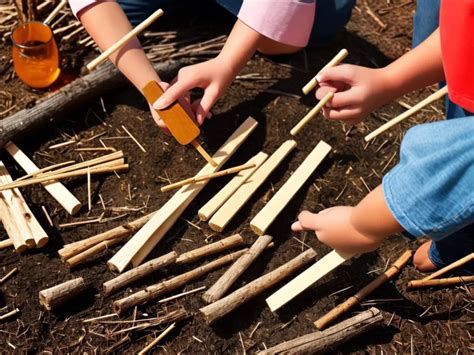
[39,277,87,311]
[108,117,258,273]
[250,141,331,236]
[209,140,297,233]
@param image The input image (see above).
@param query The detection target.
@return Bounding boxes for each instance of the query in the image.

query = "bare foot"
[413,240,437,272]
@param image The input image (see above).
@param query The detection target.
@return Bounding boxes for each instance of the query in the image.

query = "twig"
[121,125,146,153]
[0,267,18,284]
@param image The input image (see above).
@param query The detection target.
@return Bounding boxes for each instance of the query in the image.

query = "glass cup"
[11,21,60,89]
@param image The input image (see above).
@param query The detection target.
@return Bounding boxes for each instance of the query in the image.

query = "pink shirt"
[69,0,315,47]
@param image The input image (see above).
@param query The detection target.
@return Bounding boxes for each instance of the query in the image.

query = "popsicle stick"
[161,162,255,192]
[407,275,474,289]
[250,141,331,236]
[43,0,68,25]
[190,140,217,167]
[302,49,349,95]
[422,252,474,281]
[198,152,268,221]
[108,117,258,272]
[86,8,164,71]
[364,86,448,142]
[290,92,334,136]
[209,140,297,233]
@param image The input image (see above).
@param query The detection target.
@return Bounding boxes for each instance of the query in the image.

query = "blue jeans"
[117,0,356,46]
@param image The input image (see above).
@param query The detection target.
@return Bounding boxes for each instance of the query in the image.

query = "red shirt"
[440,0,474,112]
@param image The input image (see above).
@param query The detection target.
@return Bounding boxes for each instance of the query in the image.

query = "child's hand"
[315,64,392,125]
[152,57,236,125]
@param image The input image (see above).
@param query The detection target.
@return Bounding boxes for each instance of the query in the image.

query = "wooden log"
[39,277,88,311]
[258,307,383,354]
[198,152,269,221]
[199,248,316,324]
[314,250,412,330]
[58,213,155,261]
[250,141,331,236]
[0,238,13,250]
[364,86,448,142]
[290,94,334,136]
[103,252,178,296]
[66,238,125,268]
[266,250,354,312]
[161,162,256,193]
[108,117,258,273]
[113,249,247,314]
[422,252,474,281]
[176,234,245,265]
[202,235,273,303]
[407,275,474,289]
[209,140,297,233]
[0,60,182,148]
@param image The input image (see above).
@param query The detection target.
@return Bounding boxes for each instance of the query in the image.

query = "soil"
[0,0,472,353]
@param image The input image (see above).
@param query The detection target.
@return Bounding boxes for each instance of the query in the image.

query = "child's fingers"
[291,220,304,232]
[322,106,364,124]
[295,211,322,231]
[316,64,356,85]
[191,99,213,125]
[153,76,196,111]
[194,86,220,124]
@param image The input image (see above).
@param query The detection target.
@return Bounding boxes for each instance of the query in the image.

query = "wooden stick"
[302,49,349,95]
[103,252,177,296]
[290,94,334,136]
[108,117,258,273]
[0,267,18,284]
[176,234,245,264]
[58,213,155,261]
[0,239,13,249]
[43,0,67,25]
[87,167,91,212]
[158,286,206,303]
[407,275,474,289]
[15,160,76,182]
[39,277,88,311]
[86,8,165,71]
[203,235,273,303]
[5,142,81,215]
[250,141,331,236]
[209,140,297,233]
[121,125,146,153]
[422,252,474,281]
[364,86,448,142]
[199,248,317,324]
[198,152,268,221]
[266,250,354,312]
[189,140,217,167]
[138,322,175,355]
[0,308,20,322]
[258,308,383,354]
[113,249,247,314]
[0,192,27,252]
[66,238,125,268]
[314,250,412,330]
[161,163,256,193]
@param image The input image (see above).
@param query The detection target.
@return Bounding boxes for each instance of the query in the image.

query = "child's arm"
[315,29,444,123]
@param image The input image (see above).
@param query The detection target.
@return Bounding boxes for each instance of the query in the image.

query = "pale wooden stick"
[108,117,258,273]
[66,238,124,268]
[15,160,76,182]
[199,248,317,324]
[0,267,18,284]
[290,93,334,136]
[58,213,155,260]
[113,249,247,314]
[122,125,146,153]
[364,86,448,142]
[258,308,383,354]
[161,163,256,193]
[39,277,88,311]
[43,0,67,25]
[407,275,474,289]
[158,286,206,304]
[176,234,245,264]
[198,152,268,221]
[103,252,177,296]
[302,49,349,95]
[250,141,331,236]
[0,193,27,252]
[86,8,164,71]
[82,313,117,323]
[190,140,217,167]
[5,142,81,215]
[422,252,474,281]
[209,140,297,233]
[0,308,20,321]
[0,239,13,249]
[87,167,91,212]
[41,205,54,227]
[138,322,175,355]
[314,250,413,330]
[203,235,273,303]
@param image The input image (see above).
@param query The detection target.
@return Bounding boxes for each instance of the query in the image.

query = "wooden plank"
[266,250,354,312]
[198,152,268,222]
[108,117,258,272]
[5,142,81,215]
[209,140,297,233]
[250,141,331,236]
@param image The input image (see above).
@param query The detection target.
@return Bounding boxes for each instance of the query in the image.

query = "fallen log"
[203,234,273,303]
[258,307,384,354]
[199,248,317,324]
[0,60,183,147]
[39,277,88,311]
[407,275,474,289]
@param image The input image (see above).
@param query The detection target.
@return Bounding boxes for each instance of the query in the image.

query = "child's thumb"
[294,211,321,231]
[153,80,192,111]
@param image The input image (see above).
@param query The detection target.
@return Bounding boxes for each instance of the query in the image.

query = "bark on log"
[39,277,87,311]
[199,248,317,324]
[0,61,182,147]
[258,308,384,354]
[203,235,273,303]
[407,275,474,289]
[65,237,125,268]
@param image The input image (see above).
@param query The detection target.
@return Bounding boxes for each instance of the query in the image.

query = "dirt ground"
[0,0,472,353]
